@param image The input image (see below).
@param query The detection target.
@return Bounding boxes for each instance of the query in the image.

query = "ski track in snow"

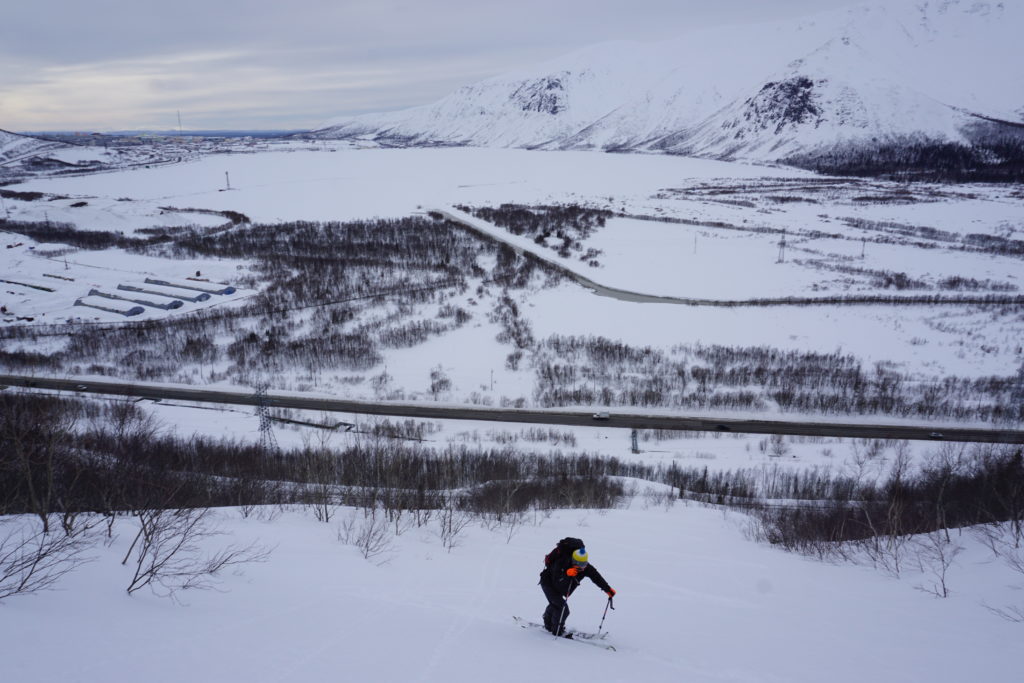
[414,543,503,682]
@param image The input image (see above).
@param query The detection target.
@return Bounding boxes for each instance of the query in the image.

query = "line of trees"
[641,184,1024,259]
[784,134,1024,183]
[743,443,1024,602]
[839,216,1024,258]
[457,203,611,263]
[9,391,1020,531]
[1,390,631,600]
[0,389,642,520]
[747,445,1023,549]
[4,390,1023,607]
[530,335,1024,423]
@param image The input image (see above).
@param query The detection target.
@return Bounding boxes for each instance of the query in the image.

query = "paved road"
[436,207,1024,308]
[3,373,1022,444]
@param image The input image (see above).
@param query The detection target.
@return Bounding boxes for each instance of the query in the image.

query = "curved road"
[2,373,1022,445]
[436,208,1024,308]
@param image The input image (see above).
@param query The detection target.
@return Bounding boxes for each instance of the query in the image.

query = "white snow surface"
[1,503,1021,683]
[0,236,252,323]
[0,129,68,163]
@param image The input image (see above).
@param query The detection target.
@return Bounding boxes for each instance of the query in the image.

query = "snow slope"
[314,0,1024,162]
[1,503,1020,683]
[0,129,68,165]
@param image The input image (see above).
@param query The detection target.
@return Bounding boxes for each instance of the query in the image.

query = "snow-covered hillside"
[0,129,211,183]
[0,129,68,165]
[313,0,1024,165]
[3,502,1022,683]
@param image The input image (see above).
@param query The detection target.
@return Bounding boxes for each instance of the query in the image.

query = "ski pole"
[555,574,579,637]
[556,587,571,637]
[597,595,614,636]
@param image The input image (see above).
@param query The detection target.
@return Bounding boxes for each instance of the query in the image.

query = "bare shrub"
[338,509,393,562]
[297,446,342,523]
[912,531,963,598]
[438,495,472,552]
[0,392,81,532]
[0,515,97,602]
[122,507,270,600]
[429,365,452,400]
[974,524,1024,621]
[641,486,677,511]
[522,428,577,447]
[768,434,789,458]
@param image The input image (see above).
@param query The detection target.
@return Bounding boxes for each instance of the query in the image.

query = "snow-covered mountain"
[313,0,1024,167]
[0,129,68,164]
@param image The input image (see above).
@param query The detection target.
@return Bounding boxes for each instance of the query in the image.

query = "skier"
[539,537,616,637]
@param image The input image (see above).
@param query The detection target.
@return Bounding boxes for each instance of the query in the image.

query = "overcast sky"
[1,0,865,132]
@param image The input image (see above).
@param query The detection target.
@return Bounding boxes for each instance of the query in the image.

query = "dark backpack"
[544,537,584,568]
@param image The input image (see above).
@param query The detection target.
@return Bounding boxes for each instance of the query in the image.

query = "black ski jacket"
[540,554,612,598]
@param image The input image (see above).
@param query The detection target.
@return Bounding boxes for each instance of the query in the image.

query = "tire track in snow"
[412,541,505,683]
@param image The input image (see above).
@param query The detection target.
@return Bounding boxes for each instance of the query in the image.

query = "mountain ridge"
[311,0,1024,178]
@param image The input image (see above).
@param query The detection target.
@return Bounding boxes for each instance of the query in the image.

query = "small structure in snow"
[0,278,55,292]
[119,282,211,302]
[74,295,144,317]
[89,288,183,310]
[144,277,235,295]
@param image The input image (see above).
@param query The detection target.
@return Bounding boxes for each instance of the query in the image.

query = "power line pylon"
[255,382,278,454]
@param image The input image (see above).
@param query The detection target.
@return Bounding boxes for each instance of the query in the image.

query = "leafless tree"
[429,365,452,400]
[768,434,790,459]
[438,494,472,552]
[338,508,393,562]
[503,508,527,543]
[924,443,968,541]
[122,507,270,600]
[1,393,80,532]
[913,530,963,598]
[0,515,97,602]
[300,448,341,523]
[641,486,677,511]
[974,524,1024,622]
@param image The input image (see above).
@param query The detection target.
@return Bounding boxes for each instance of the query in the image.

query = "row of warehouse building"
[74,277,237,316]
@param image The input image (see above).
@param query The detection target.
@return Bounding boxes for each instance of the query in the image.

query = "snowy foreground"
[2,501,1021,683]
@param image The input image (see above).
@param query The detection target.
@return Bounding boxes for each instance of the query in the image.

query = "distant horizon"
[15,128,308,135]
[1,0,866,131]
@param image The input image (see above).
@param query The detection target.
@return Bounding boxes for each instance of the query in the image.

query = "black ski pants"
[540,573,572,635]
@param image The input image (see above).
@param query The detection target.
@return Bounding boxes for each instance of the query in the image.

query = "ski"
[512,616,616,650]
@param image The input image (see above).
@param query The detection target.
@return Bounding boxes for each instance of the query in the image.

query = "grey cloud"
[1,0,864,130]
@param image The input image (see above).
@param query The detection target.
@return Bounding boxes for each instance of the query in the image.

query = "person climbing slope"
[539,537,616,637]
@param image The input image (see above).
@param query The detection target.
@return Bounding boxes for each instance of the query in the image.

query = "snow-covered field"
[2,503,1021,683]
[4,145,1022,380]
[2,142,1023,683]
[2,144,1021,457]
[0,243,252,324]
[7,145,792,225]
